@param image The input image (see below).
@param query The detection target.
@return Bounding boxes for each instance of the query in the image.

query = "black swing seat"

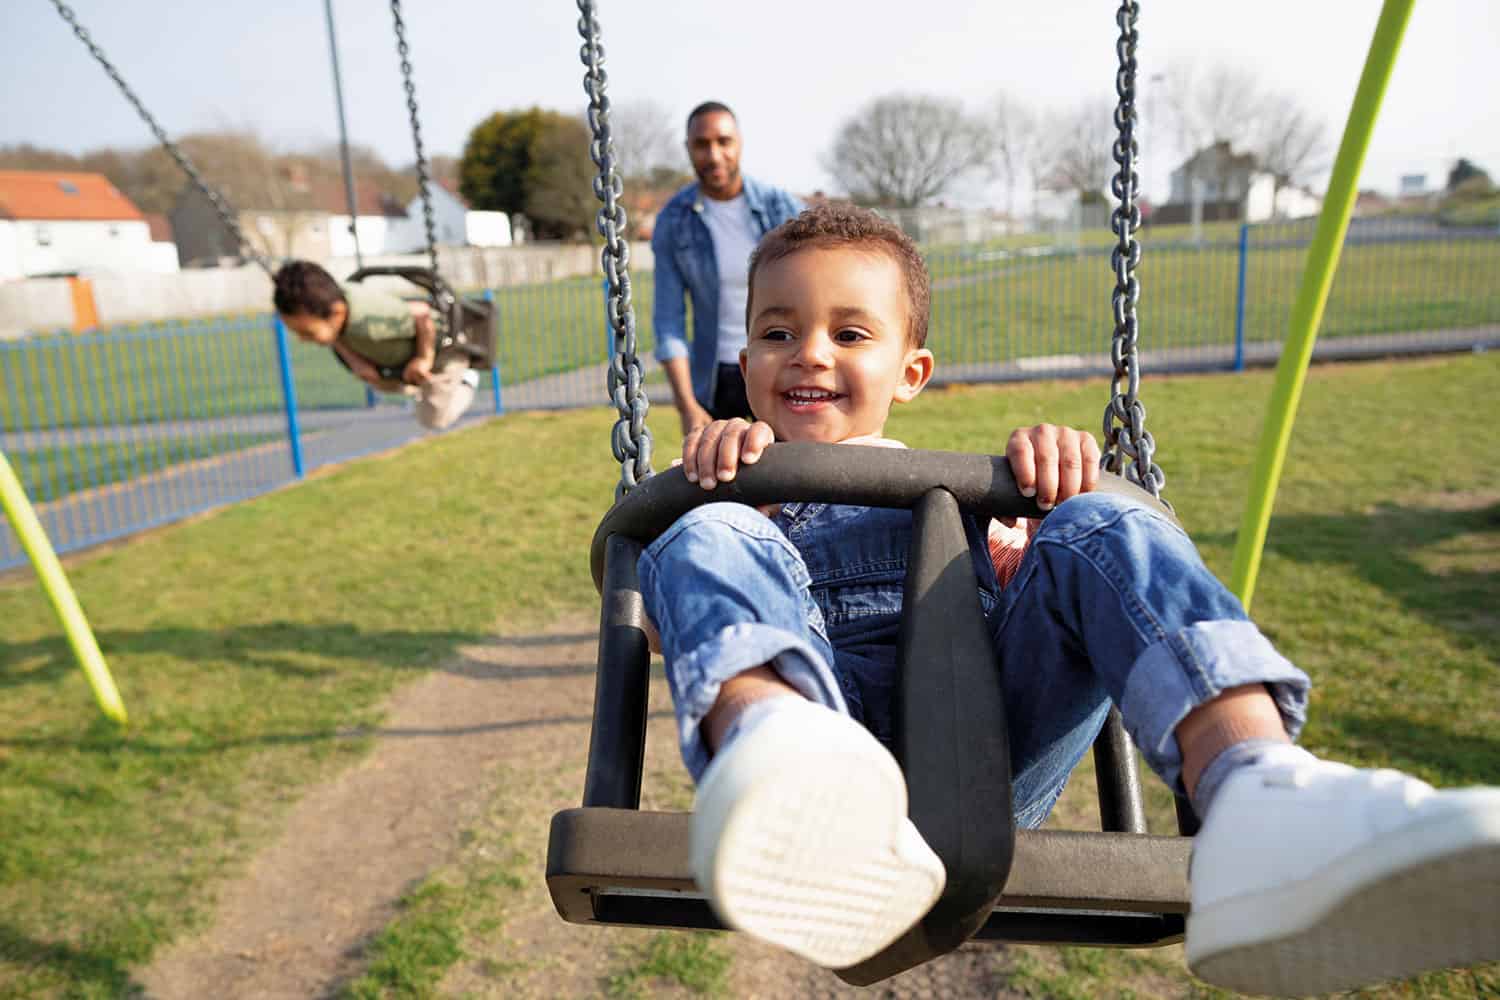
[548,443,1197,986]
[345,265,497,377]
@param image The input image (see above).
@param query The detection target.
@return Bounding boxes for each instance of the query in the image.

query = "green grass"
[10,431,282,504]
[341,838,527,1000]
[1,354,1498,997]
[605,934,732,999]
[7,225,1497,437]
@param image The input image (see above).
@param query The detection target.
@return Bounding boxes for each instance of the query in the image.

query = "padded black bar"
[847,489,1013,983]
[1093,709,1148,834]
[345,264,446,295]
[581,535,652,809]
[1175,794,1202,837]
[590,444,1171,591]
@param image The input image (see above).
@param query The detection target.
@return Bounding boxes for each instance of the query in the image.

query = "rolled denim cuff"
[1121,619,1310,794]
[671,622,847,782]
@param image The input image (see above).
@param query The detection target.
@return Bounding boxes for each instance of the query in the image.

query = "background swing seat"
[546,443,1198,986]
[345,265,498,378]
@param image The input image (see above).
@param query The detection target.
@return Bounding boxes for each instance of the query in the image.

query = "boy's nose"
[793,332,834,367]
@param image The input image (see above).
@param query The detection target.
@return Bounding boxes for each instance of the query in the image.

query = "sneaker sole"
[1189,810,1500,995]
[692,713,945,968]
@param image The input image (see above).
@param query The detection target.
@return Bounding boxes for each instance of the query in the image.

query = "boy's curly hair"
[746,202,930,347]
[272,260,346,319]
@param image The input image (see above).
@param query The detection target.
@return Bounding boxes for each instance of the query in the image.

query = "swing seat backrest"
[345,266,497,374]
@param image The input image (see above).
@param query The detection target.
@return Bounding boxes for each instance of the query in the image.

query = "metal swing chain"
[578,0,653,498]
[1101,0,1166,499]
[390,0,439,278]
[48,0,274,277]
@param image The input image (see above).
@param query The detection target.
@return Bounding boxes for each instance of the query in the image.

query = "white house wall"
[0,221,21,280]
[6,219,158,277]
[327,214,424,258]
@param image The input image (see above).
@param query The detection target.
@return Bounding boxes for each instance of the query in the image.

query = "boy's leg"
[993,490,1500,994]
[639,503,944,967]
[988,490,1309,827]
[415,352,479,430]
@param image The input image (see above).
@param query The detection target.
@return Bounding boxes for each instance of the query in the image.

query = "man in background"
[651,102,802,433]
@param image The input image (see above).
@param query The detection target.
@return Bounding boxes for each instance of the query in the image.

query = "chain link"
[390,0,439,278]
[577,0,653,499]
[1100,0,1166,499]
[49,0,273,277]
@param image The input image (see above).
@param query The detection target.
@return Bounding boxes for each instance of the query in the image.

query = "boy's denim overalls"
[639,490,1310,828]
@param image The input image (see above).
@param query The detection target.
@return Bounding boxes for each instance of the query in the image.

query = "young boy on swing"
[639,202,1500,995]
[272,260,480,431]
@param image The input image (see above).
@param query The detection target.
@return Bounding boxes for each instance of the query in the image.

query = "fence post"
[603,277,612,364]
[485,288,503,414]
[1233,223,1250,372]
[271,315,306,479]
[365,386,377,408]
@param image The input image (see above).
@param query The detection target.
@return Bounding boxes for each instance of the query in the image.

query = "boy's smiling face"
[741,246,933,444]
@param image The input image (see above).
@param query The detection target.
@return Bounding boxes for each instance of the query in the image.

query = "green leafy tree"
[523,116,597,240]
[1447,158,1493,194]
[460,108,598,240]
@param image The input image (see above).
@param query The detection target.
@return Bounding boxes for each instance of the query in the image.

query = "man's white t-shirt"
[698,193,759,364]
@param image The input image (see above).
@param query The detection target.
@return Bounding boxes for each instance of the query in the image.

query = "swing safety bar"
[549,443,1195,986]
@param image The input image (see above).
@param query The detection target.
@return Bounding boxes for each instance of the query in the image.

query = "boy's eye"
[834,328,869,344]
[760,327,793,342]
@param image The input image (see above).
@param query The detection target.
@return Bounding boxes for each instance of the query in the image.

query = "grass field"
[3,224,1495,436]
[1,352,1496,997]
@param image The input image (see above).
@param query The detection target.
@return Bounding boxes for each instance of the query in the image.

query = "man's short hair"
[747,203,931,348]
[686,101,736,133]
[272,260,345,319]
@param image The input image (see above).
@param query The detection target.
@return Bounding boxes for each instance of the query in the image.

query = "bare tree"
[1160,61,1262,158]
[607,99,681,182]
[822,93,995,208]
[1252,93,1327,213]
[990,93,1040,220]
[1042,102,1116,203]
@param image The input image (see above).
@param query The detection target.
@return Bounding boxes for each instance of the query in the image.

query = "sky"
[6,0,1499,209]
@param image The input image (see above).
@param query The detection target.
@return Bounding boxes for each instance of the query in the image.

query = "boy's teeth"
[787,389,837,400]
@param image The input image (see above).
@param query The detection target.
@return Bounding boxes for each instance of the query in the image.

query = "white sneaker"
[690,699,946,969]
[1187,746,1500,995]
[460,367,480,389]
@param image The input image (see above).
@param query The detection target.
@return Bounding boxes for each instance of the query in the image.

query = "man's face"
[741,247,932,444]
[686,110,743,200]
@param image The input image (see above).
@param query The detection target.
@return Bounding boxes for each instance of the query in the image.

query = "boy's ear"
[738,346,749,382]
[893,347,935,404]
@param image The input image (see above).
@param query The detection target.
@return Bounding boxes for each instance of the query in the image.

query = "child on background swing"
[638,202,1500,996]
[272,260,480,431]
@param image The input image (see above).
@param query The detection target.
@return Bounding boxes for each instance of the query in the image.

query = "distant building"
[1398,173,1428,197]
[0,170,176,279]
[1156,141,1322,225]
[322,184,413,259]
[400,182,512,251]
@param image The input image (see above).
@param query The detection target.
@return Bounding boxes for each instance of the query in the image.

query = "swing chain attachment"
[390,0,439,279]
[578,0,653,499]
[1101,0,1166,499]
[47,0,273,278]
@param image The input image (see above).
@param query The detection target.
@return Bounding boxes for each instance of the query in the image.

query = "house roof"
[0,170,146,222]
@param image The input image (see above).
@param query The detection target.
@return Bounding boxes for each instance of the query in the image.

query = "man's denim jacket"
[650,175,803,407]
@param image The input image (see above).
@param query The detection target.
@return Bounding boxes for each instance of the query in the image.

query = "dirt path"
[130,613,1099,998]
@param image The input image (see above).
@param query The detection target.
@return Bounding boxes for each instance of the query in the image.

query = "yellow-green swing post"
[1229,0,1415,611]
[0,449,127,725]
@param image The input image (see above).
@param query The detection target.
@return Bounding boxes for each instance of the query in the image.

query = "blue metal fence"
[2,215,1497,570]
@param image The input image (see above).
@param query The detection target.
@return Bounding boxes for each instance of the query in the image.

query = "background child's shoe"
[690,698,945,969]
[1187,745,1500,995]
